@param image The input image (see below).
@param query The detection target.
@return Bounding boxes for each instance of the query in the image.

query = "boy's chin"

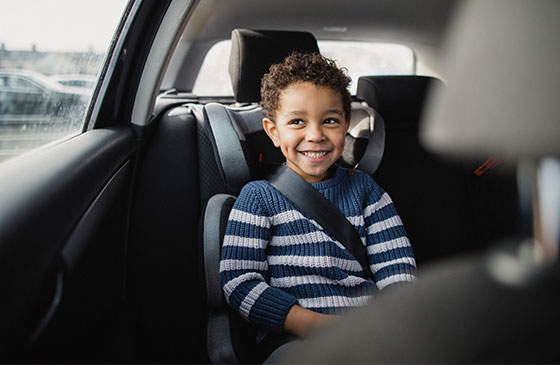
[299,168,332,183]
[287,159,338,182]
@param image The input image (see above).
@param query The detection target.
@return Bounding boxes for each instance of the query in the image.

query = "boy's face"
[263,81,349,183]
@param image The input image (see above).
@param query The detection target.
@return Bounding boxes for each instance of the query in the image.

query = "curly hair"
[260,52,352,121]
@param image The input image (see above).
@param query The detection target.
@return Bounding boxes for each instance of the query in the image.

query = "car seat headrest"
[357,76,444,122]
[228,29,320,103]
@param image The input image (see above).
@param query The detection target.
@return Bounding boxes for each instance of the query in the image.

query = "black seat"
[357,75,473,263]
[127,104,207,362]
[356,75,518,264]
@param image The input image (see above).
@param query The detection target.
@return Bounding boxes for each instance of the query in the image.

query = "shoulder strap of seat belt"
[267,165,374,279]
[203,102,251,193]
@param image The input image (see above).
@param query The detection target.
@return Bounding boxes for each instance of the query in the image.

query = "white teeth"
[302,151,327,158]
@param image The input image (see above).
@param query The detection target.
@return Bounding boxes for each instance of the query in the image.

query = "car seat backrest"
[356,75,518,263]
[357,75,437,123]
[357,75,480,263]
[127,106,208,362]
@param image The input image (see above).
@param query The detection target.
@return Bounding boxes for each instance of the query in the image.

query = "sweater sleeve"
[363,181,417,290]
[219,183,299,334]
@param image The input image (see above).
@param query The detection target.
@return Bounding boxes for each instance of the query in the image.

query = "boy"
[220,52,416,359]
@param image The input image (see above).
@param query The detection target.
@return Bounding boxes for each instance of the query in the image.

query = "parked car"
[0,0,558,363]
[51,74,97,91]
[0,69,89,117]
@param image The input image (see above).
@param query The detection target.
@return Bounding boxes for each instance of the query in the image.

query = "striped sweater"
[219,166,416,334]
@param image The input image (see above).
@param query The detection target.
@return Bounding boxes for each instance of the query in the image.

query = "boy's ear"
[263,118,280,147]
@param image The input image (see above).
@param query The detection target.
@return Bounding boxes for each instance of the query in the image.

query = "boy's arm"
[220,184,299,334]
[364,184,417,290]
[283,304,338,337]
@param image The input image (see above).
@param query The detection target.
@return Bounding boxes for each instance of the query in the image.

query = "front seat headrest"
[357,76,444,122]
[228,29,320,103]
[421,1,560,159]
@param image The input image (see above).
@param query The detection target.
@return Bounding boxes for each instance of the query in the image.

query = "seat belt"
[203,103,251,193]
[267,165,374,279]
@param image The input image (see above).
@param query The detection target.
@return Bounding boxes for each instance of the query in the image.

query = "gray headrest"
[421,0,560,158]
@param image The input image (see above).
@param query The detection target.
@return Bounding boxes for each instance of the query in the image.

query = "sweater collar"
[310,165,347,190]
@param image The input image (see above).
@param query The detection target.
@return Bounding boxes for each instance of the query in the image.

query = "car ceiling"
[164,0,460,92]
[190,0,457,43]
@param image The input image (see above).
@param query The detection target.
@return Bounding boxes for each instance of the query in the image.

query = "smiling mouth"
[301,151,329,159]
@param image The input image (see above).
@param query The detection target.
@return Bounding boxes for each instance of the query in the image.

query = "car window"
[192,40,415,96]
[0,0,128,164]
[319,41,415,92]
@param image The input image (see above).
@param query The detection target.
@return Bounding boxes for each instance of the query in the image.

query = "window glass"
[319,41,415,94]
[0,0,128,164]
[192,40,415,96]
[192,40,233,96]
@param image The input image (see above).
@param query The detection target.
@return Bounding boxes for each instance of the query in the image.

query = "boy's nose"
[305,124,325,142]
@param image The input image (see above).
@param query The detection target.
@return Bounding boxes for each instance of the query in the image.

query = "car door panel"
[0,126,136,358]
[0,0,192,362]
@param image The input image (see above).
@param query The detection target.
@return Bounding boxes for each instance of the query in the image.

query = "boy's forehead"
[277,82,344,111]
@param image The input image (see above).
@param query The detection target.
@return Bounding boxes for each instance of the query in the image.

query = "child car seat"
[199,29,387,363]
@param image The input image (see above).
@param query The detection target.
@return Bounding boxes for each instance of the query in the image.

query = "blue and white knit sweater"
[220,166,416,334]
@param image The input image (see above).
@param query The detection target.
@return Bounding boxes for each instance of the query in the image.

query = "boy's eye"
[289,119,304,125]
[324,118,339,124]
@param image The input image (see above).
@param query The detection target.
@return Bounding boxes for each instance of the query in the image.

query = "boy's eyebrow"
[284,110,307,117]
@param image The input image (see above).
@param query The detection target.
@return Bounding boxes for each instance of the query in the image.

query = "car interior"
[0,0,557,363]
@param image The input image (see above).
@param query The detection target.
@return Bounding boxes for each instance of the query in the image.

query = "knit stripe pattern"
[220,166,416,334]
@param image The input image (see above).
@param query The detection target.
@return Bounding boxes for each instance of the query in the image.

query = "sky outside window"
[0,0,128,52]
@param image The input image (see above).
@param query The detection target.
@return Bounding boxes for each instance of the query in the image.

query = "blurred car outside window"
[51,74,98,91]
[0,0,128,165]
[192,40,415,96]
